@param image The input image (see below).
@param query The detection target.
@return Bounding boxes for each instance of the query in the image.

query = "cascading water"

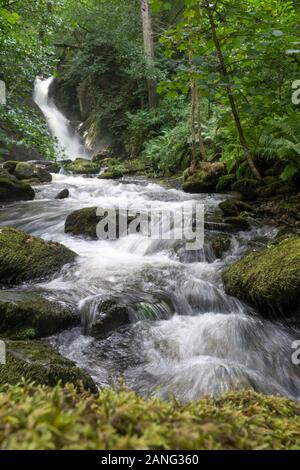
[33,77,85,160]
[1,170,300,402]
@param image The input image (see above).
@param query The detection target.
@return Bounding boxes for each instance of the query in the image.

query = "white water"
[3,81,300,401]
[1,172,300,402]
[33,77,85,160]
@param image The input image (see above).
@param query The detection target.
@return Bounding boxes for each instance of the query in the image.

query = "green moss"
[63,158,100,175]
[231,178,262,201]
[2,161,18,175]
[182,163,225,194]
[14,163,52,183]
[0,177,35,203]
[0,227,77,285]
[0,341,96,392]
[0,291,79,339]
[216,174,236,192]
[98,168,124,180]
[219,199,252,217]
[65,207,99,238]
[224,216,251,232]
[0,385,299,450]
[223,237,300,316]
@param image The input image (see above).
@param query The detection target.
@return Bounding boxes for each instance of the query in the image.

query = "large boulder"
[55,188,69,200]
[0,173,35,203]
[14,162,52,183]
[0,291,79,339]
[88,299,131,338]
[182,162,225,193]
[65,207,137,239]
[0,340,96,391]
[63,158,100,175]
[0,227,77,285]
[222,237,300,317]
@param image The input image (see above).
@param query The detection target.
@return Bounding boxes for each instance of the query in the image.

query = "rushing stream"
[1,78,300,402]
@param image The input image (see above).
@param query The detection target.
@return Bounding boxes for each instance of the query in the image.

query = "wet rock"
[55,188,69,200]
[65,207,137,239]
[0,340,96,391]
[219,199,253,217]
[224,217,251,232]
[231,178,262,201]
[207,233,232,259]
[0,291,79,339]
[222,237,300,317]
[0,172,35,203]
[47,163,61,174]
[0,227,77,285]
[182,163,226,194]
[90,299,130,338]
[14,162,52,183]
[63,158,100,175]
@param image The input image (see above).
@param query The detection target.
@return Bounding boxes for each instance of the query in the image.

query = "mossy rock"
[65,207,136,239]
[14,163,52,183]
[231,178,262,201]
[0,176,35,203]
[0,291,79,339]
[257,177,297,199]
[0,341,96,391]
[0,227,77,285]
[219,199,253,217]
[223,238,300,317]
[47,163,61,174]
[224,216,251,232]
[182,162,225,194]
[2,161,18,175]
[98,168,123,180]
[0,385,300,449]
[207,233,231,259]
[63,158,100,175]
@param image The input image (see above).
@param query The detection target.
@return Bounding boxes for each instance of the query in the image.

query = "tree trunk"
[140,0,158,108]
[205,3,262,180]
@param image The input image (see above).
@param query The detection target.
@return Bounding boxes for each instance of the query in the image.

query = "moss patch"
[0,227,77,285]
[63,158,100,175]
[0,385,299,450]
[0,341,96,392]
[182,163,225,194]
[222,237,300,316]
[0,177,35,203]
[0,291,79,339]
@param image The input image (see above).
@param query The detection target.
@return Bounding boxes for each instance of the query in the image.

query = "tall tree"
[140,0,158,107]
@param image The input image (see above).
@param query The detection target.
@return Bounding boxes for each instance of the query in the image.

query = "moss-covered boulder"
[224,216,251,232]
[182,163,225,193]
[0,341,96,391]
[219,199,253,217]
[0,175,35,203]
[223,238,300,316]
[14,162,52,183]
[65,207,136,239]
[47,162,61,174]
[256,177,296,199]
[98,168,123,180]
[216,174,236,192]
[0,227,77,285]
[63,158,100,175]
[0,291,78,339]
[2,161,18,175]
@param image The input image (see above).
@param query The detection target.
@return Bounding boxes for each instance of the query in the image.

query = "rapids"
[1,172,300,402]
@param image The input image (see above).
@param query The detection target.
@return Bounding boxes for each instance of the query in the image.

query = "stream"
[1,78,300,402]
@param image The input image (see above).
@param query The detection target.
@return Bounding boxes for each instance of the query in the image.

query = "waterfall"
[33,76,85,161]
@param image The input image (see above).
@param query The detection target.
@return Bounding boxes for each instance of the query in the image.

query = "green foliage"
[143,119,191,175]
[1,383,300,450]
